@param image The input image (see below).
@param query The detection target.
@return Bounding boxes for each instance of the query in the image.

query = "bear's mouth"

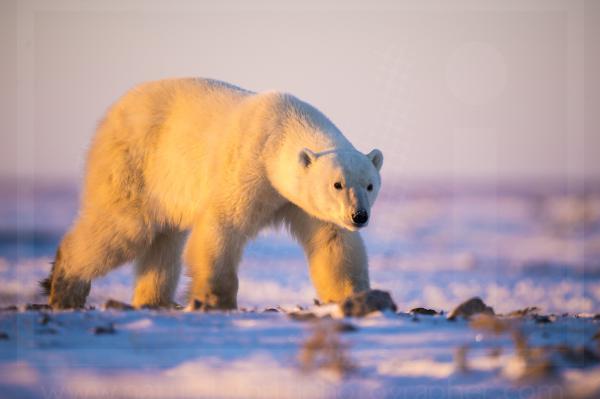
[351,221,368,228]
[339,220,366,231]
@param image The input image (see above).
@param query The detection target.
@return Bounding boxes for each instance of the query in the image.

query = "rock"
[340,289,397,317]
[141,302,181,310]
[38,313,51,325]
[25,304,52,311]
[0,305,18,312]
[289,312,358,332]
[36,327,58,335]
[448,297,494,320]
[506,307,553,323]
[0,331,8,340]
[534,315,553,324]
[263,307,280,313]
[289,312,318,321]
[93,323,116,335]
[507,307,540,317]
[104,299,134,311]
[410,307,438,316]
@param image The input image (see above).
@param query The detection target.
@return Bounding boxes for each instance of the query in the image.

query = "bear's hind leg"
[132,230,186,308]
[46,213,147,309]
[43,247,91,310]
[184,216,245,310]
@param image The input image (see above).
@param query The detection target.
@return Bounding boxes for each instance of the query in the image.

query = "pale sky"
[1,0,599,183]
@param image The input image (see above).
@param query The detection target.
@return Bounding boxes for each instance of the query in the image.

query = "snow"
[2,310,597,398]
[1,180,599,398]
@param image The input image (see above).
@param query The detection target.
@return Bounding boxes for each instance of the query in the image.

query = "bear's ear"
[367,149,384,172]
[299,148,318,168]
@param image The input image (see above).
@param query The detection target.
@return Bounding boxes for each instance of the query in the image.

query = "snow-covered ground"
[1,180,599,398]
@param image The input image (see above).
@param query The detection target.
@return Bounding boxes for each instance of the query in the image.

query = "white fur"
[49,78,383,309]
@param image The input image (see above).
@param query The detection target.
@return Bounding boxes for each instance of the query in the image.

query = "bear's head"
[296,148,383,231]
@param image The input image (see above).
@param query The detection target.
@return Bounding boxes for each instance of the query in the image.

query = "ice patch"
[119,318,154,330]
[0,361,39,386]
[64,355,335,399]
[378,358,455,378]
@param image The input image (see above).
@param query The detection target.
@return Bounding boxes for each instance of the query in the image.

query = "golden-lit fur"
[46,78,383,309]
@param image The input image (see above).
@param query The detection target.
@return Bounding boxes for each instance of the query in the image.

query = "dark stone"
[38,313,51,325]
[104,299,134,311]
[0,305,18,312]
[93,323,116,335]
[36,327,58,335]
[507,307,540,317]
[340,289,397,317]
[289,312,318,321]
[448,297,494,320]
[534,315,553,324]
[410,307,438,316]
[25,304,52,311]
[0,331,8,340]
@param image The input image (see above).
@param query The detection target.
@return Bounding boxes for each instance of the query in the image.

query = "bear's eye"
[333,182,343,190]
[367,184,373,191]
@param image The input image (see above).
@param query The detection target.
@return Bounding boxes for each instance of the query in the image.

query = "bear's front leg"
[184,216,245,310]
[285,206,370,303]
[307,225,371,303]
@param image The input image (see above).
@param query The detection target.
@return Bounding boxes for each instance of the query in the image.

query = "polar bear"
[42,78,384,310]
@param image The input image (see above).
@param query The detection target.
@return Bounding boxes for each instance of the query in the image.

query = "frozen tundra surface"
[0,307,599,399]
[0,180,600,397]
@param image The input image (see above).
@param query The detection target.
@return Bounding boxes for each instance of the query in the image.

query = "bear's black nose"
[351,209,369,225]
